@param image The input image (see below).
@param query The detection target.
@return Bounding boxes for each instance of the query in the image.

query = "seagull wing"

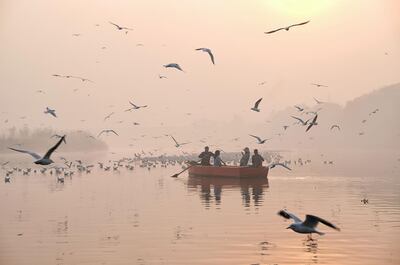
[43,135,66,159]
[129,101,139,108]
[264,27,285,34]
[249,134,262,142]
[50,111,57,118]
[303,215,340,231]
[109,21,120,28]
[206,49,215,64]
[170,135,179,145]
[291,116,306,125]
[8,147,42,160]
[277,210,302,223]
[254,98,263,108]
[288,20,310,28]
[98,130,105,137]
[306,123,313,132]
[110,130,119,136]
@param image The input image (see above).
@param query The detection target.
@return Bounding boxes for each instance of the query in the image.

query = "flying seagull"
[52,74,94,83]
[249,134,270,144]
[195,48,215,65]
[330,125,340,131]
[44,107,57,118]
[98,129,119,137]
[109,21,133,32]
[8,135,66,165]
[264,21,310,34]
[163,63,184,72]
[158,74,167,79]
[306,114,318,132]
[267,162,292,171]
[291,116,309,126]
[251,98,263,112]
[170,135,190,148]
[125,101,148,111]
[278,209,340,236]
[311,83,328,88]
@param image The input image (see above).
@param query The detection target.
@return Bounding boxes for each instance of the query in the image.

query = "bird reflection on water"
[187,175,269,208]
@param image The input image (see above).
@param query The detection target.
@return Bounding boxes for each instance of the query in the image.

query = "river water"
[0,157,399,265]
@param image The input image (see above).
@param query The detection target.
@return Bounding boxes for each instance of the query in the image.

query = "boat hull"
[188,165,269,178]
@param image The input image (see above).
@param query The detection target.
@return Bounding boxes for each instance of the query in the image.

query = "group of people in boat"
[198,146,265,167]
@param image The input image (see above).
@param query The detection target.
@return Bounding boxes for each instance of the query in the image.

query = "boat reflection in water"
[187,175,269,208]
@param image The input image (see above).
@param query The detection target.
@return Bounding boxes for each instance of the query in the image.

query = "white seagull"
[249,134,270,144]
[267,162,292,171]
[98,130,119,137]
[44,107,57,118]
[125,101,148,111]
[170,135,190,148]
[8,135,66,165]
[251,98,263,112]
[109,21,133,32]
[163,63,184,72]
[195,48,215,65]
[278,209,340,236]
[264,21,310,34]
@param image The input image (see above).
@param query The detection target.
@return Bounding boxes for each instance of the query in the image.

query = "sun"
[263,0,334,18]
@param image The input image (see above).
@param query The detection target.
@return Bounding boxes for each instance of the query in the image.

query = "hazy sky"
[0,0,399,146]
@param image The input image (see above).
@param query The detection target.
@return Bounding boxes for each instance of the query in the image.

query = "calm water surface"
[0,161,399,265]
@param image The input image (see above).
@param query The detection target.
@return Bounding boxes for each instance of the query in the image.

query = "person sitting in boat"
[213,150,226,167]
[240,147,250,166]
[251,149,265,167]
[199,146,214,166]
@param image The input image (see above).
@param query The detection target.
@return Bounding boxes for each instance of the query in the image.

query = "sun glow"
[263,0,334,18]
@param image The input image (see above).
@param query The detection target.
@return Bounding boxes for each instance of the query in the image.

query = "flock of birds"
[3,18,388,241]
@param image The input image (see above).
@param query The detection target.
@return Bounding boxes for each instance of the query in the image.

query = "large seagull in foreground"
[9,135,66,165]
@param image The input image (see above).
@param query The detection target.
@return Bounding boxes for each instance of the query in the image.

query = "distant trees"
[0,126,107,153]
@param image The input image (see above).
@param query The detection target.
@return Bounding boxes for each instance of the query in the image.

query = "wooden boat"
[188,165,269,178]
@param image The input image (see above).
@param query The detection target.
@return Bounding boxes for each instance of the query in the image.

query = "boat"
[188,165,269,178]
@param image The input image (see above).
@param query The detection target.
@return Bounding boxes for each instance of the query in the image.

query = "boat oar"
[171,161,199,178]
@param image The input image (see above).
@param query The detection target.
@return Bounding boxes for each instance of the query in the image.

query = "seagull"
[36,90,46,94]
[278,209,340,236]
[170,135,189,147]
[283,125,289,130]
[330,125,340,131]
[133,122,140,125]
[195,48,215,65]
[163,63,184,72]
[306,115,318,132]
[291,116,309,126]
[313,97,324,104]
[109,21,133,32]
[311,83,328,88]
[267,162,291,171]
[294,105,304,112]
[8,135,66,165]
[104,112,114,121]
[125,101,148,111]
[44,107,57,118]
[52,74,93,82]
[98,129,119,137]
[264,21,310,34]
[251,98,263,112]
[249,134,270,144]
[158,74,167,79]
